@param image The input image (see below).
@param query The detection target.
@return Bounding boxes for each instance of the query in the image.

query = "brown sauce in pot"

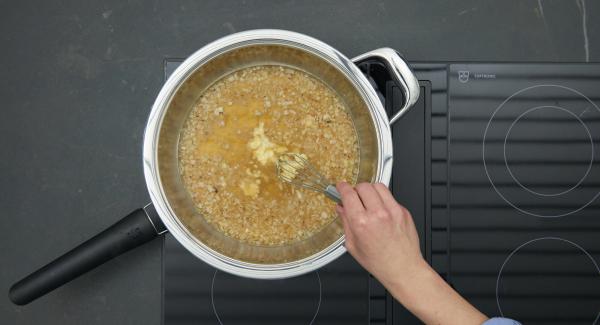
[178,65,359,246]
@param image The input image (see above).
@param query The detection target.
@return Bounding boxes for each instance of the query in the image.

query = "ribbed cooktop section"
[447,64,600,325]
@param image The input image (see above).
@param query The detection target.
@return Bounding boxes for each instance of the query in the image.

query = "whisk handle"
[324,185,342,204]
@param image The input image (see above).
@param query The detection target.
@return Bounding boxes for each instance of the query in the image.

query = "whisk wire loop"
[276,153,342,203]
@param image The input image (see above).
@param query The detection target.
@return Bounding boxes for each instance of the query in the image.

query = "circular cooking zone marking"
[503,105,594,197]
[483,84,600,217]
[495,237,600,324]
[211,270,322,325]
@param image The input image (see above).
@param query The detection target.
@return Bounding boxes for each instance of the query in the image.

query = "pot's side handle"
[353,48,420,125]
[8,203,167,305]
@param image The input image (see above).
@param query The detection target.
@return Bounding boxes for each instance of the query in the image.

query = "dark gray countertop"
[1,0,597,324]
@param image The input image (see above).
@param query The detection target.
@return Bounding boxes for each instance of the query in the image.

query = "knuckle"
[348,211,363,219]
[374,182,387,190]
[394,206,411,221]
[355,217,369,227]
[372,208,390,219]
[398,205,411,217]
[340,185,355,196]
[355,183,370,192]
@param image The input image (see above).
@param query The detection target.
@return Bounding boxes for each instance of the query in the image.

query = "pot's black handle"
[8,203,166,305]
[352,48,420,126]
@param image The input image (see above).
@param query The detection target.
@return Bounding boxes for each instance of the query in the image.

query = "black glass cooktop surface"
[162,60,600,325]
[442,64,600,325]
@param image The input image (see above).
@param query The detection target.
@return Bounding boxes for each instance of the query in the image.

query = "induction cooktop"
[162,60,600,325]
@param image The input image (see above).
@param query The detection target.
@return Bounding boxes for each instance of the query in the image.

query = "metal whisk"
[276,153,341,203]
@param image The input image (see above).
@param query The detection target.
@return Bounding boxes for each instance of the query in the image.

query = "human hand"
[335,182,427,288]
[336,181,488,325]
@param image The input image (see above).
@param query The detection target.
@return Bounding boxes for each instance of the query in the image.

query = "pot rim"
[143,29,394,279]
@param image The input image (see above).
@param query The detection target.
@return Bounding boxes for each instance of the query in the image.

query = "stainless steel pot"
[9,30,419,305]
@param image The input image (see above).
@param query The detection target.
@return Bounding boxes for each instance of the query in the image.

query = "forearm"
[383,262,488,325]
[335,182,489,325]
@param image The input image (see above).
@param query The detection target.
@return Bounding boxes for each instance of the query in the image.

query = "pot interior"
[157,43,380,264]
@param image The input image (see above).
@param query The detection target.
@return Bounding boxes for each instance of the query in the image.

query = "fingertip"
[373,182,389,190]
[336,182,352,197]
[354,182,369,191]
[338,181,355,189]
[336,181,365,213]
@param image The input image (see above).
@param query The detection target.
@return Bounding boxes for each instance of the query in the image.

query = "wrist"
[384,260,437,307]
[384,261,489,325]
[380,258,432,300]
